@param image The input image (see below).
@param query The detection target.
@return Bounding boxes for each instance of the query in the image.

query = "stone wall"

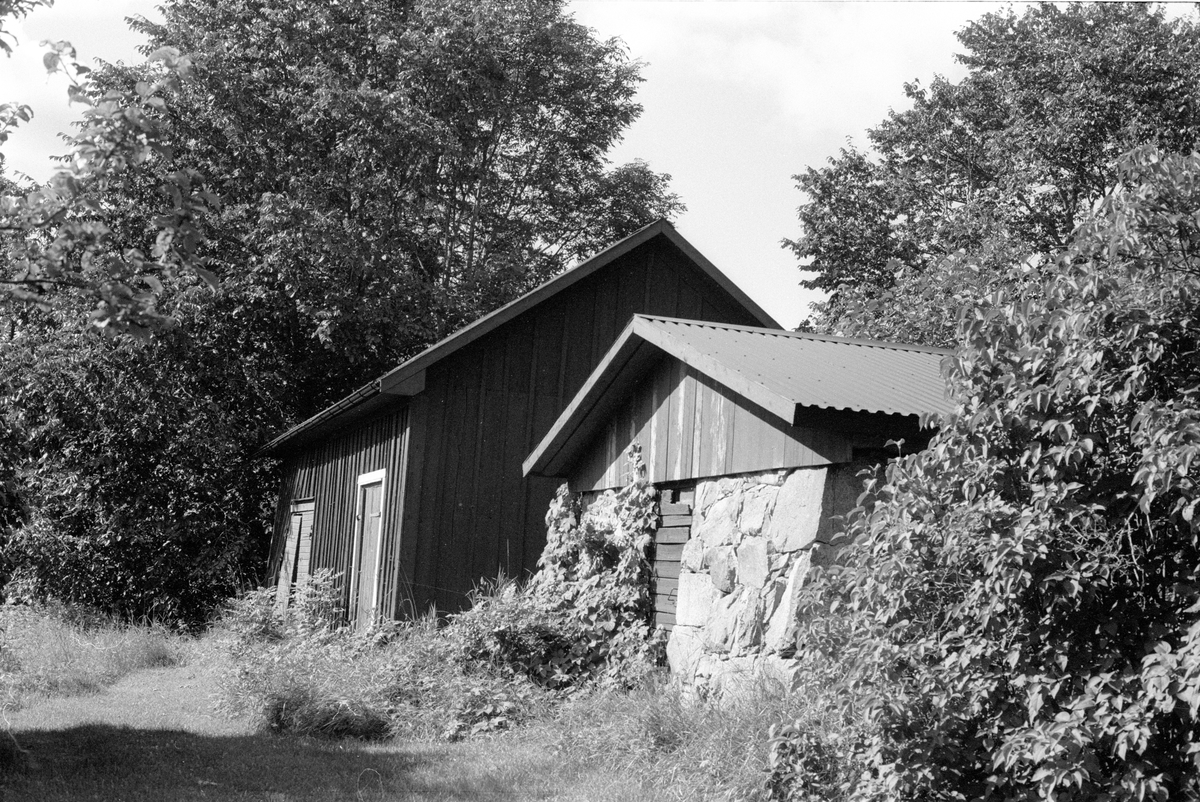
[664,463,866,697]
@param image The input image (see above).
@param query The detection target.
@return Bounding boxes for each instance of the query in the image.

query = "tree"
[0,0,682,621]
[789,3,1200,345]
[2,315,277,623]
[0,34,220,333]
[780,148,1200,800]
[0,1,233,604]
[93,0,681,375]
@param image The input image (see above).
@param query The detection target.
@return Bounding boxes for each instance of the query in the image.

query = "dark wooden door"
[653,489,694,631]
[275,499,315,611]
[353,479,384,626]
[293,500,314,589]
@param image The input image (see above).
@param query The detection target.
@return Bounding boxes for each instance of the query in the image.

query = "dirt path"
[0,660,563,802]
[2,658,246,737]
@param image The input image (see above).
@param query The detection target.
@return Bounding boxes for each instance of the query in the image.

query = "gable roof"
[260,220,778,456]
[523,316,954,478]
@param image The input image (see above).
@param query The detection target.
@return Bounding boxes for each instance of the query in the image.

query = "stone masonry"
[665,463,866,697]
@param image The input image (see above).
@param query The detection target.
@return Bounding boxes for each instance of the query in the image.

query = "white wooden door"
[352,473,385,626]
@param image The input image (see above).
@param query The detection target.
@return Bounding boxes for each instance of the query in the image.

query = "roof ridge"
[632,314,954,356]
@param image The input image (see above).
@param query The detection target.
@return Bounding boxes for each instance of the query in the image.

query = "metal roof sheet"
[638,317,953,419]
[524,315,953,477]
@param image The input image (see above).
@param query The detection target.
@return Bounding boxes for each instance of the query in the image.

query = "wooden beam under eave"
[380,369,425,396]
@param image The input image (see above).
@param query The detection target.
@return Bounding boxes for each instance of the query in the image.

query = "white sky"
[0,0,1019,328]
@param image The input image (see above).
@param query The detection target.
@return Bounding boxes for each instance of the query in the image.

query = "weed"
[0,604,183,710]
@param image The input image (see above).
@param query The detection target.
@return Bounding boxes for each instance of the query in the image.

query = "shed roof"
[259,220,778,456]
[524,316,954,477]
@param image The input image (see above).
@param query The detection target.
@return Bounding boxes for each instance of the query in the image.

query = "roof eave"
[376,220,779,394]
[632,317,797,423]
[524,315,800,478]
[262,219,777,457]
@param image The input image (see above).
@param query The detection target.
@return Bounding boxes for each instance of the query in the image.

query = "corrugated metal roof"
[637,317,953,419]
[524,316,952,477]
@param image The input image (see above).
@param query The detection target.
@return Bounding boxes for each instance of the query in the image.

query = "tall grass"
[219,597,554,741]
[0,604,183,710]
[532,674,858,802]
[218,572,868,800]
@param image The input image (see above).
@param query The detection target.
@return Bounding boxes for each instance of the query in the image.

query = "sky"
[0,0,1018,329]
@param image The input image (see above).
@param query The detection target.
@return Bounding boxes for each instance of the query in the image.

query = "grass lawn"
[0,651,679,801]
[0,602,790,801]
[5,726,593,802]
[0,660,569,802]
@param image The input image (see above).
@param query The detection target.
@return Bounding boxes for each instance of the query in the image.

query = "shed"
[261,221,777,623]
[524,315,952,690]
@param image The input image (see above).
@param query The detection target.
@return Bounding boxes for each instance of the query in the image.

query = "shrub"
[220,451,664,742]
[215,568,344,657]
[450,445,663,690]
[778,148,1200,800]
[218,570,552,741]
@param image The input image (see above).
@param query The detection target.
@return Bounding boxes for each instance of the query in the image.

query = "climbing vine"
[451,444,662,690]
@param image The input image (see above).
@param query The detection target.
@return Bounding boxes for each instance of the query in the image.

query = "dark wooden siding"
[269,407,410,618]
[570,355,912,491]
[395,238,764,614]
[652,496,693,631]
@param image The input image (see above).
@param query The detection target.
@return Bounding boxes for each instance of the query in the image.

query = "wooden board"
[270,408,408,620]
[655,526,691,544]
[652,557,681,576]
[654,543,686,563]
[574,355,865,491]
[653,576,680,595]
[659,514,692,528]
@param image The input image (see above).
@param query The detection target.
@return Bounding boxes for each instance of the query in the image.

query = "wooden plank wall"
[396,238,765,615]
[269,406,410,618]
[572,357,858,491]
[652,489,695,631]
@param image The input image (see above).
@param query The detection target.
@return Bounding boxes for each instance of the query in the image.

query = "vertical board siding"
[571,357,858,491]
[272,236,767,619]
[396,238,765,615]
[270,407,409,618]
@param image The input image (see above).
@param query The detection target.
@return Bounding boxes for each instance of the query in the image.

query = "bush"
[215,568,343,656]
[450,445,663,691]
[220,451,665,742]
[218,570,551,741]
[777,149,1200,800]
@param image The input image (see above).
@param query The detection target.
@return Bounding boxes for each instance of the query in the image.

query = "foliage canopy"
[790,3,1200,344]
[0,0,681,621]
[783,148,1200,800]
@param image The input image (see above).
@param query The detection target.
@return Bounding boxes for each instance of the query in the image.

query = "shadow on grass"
[0,725,526,802]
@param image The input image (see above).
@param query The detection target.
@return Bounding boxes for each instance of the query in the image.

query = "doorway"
[351,470,386,627]
[275,498,314,612]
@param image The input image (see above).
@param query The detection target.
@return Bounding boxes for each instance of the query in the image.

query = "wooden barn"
[523,316,951,666]
[261,221,777,623]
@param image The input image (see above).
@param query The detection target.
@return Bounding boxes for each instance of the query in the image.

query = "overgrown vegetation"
[769,148,1200,800]
[0,603,182,710]
[222,450,663,743]
[0,0,683,625]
